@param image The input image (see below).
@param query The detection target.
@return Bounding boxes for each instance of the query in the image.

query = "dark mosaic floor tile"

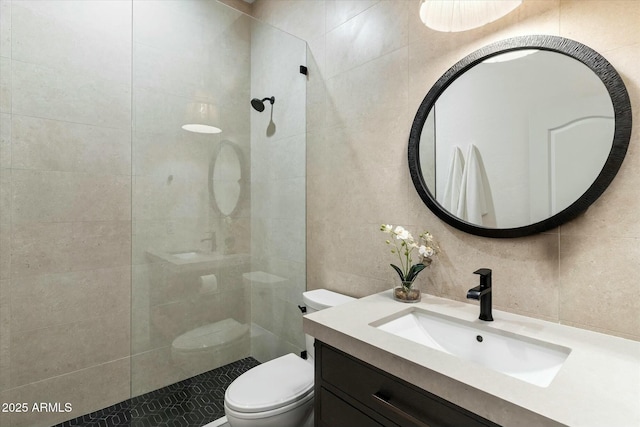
[53,357,259,427]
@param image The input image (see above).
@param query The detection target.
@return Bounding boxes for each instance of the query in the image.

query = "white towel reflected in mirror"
[456,144,495,226]
[442,146,464,213]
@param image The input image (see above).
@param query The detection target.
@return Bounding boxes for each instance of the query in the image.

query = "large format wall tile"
[12,115,131,175]
[10,311,130,387]
[0,1,10,58]
[10,358,130,427]
[0,56,10,113]
[11,170,130,223]
[12,60,131,129]
[11,0,131,83]
[560,235,640,339]
[0,279,9,392]
[10,266,130,333]
[11,221,131,278]
[325,0,407,78]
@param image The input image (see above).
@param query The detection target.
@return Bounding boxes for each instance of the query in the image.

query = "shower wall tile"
[10,221,131,278]
[12,115,131,175]
[325,0,379,32]
[0,56,10,113]
[133,131,215,178]
[10,358,130,427]
[10,266,131,333]
[325,0,408,78]
[11,170,131,223]
[133,174,209,221]
[11,0,131,83]
[251,0,325,44]
[0,1,10,58]
[11,60,131,129]
[0,279,9,392]
[0,113,10,168]
[133,42,210,98]
[130,346,187,397]
[10,310,130,387]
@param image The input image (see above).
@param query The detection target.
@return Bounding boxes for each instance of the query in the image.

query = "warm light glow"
[181,124,222,134]
[182,102,222,134]
[419,0,522,32]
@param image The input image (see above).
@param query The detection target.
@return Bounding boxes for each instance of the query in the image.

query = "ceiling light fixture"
[419,0,522,32]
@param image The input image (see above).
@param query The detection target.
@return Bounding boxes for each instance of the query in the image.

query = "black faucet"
[467,268,493,321]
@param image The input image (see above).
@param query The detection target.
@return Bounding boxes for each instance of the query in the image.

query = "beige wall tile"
[325,46,408,129]
[0,1,10,58]
[11,0,131,83]
[560,235,640,339]
[0,390,11,426]
[0,113,10,169]
[10,266,131,333]
[325,0,379,32]
[10,310,130,387]
[12,115,131,175]
[0,57,9,113]
[10,358,130,427]
[325,0,407,78]
[560,0,640,54]
[12,60,131,129]
[131,346,186,397]
[11,221,131,278]
[252,0,326,43]
[11,170,131,223]
[0,279,9,392]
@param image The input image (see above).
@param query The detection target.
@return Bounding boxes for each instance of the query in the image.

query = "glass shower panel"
[131,1,306,420]
[248,19,307,363]
[131,0,252,397]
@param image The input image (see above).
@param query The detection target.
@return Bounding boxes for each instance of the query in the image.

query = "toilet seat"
[225,353,314,414]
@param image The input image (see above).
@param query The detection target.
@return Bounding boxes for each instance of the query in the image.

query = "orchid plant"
[380,224,437,289]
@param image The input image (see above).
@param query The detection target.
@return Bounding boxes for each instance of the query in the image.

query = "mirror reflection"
[211,140,244,217]
[423,50,614,229]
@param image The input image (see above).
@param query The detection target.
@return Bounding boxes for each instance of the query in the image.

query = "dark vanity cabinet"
[314,341,500,427]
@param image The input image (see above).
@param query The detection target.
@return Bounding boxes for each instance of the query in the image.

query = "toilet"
[171,318,250,377]
[223,289,355,427]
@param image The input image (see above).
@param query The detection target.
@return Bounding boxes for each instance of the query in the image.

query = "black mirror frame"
[408,35,632,238]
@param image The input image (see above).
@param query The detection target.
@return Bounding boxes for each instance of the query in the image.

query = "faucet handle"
[473,268,492,288]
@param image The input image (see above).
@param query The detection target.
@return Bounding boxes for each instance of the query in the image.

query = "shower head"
[251,96,275,112]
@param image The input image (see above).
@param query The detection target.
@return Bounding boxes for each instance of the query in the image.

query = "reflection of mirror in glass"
[425,50,614,229]
[213,144,242,216]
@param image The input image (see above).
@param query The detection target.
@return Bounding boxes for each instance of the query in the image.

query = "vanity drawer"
[318,387,388,427]
[316,341,500,427]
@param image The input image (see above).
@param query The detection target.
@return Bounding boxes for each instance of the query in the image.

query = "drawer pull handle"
[372,392,432,427]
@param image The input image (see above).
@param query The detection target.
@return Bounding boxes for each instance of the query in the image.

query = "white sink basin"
[373,309,571,387]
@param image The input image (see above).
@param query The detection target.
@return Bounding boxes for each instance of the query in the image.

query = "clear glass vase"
[393,281,421,303]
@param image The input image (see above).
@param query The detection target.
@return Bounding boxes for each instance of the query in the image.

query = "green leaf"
[406,263,426,282]
[390,264,405,282]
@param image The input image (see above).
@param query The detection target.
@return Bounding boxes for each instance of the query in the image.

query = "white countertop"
[303,291,640,427]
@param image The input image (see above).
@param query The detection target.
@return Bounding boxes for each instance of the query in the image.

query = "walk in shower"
[0,1,306,426]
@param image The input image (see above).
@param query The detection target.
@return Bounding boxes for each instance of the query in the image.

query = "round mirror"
[210,140,244,216]
[409,35,632,238]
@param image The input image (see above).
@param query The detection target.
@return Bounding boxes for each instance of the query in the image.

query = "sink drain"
[476,335,483,342]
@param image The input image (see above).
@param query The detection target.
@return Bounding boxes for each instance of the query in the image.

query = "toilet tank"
[302,289,354,360]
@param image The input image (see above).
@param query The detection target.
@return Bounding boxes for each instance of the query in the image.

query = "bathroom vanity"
[303,291,640,427]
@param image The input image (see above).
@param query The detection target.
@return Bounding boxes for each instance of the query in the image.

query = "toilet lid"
[172,319,249,352]
[225,353,313,413]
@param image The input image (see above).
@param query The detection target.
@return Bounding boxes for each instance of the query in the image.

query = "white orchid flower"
[381,224,393,233]
[419,245,435,257]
